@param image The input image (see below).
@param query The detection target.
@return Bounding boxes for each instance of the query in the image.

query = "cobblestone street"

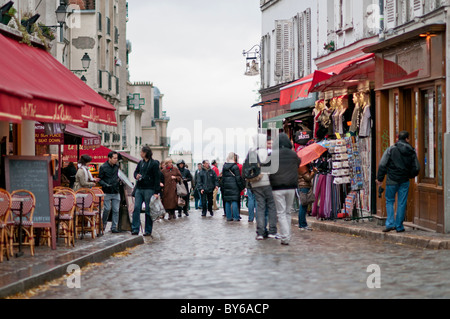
[28,208,450,299]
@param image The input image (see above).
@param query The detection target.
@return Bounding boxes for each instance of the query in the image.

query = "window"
[421,88,435,180]
[437,85,443,186]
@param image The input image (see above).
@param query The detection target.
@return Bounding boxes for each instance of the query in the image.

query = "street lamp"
[55,3,67,42]
[71,53,92,74]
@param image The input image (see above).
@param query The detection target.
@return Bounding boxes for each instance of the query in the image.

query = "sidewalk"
[0,232,144,298]
[240,209,450,250]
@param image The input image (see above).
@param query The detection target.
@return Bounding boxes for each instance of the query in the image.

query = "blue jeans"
[385,181,410,231]
[298,188,310,228]
[225,201,240,221]
[247,189,257,222]
[132,188,155,234]
[102,193,120,231]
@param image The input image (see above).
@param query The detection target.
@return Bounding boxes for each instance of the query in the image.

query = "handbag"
[178,196,186,207]
[228,166,245,192]
[299,188,315,206]
[177,182,188,197]
[150,195,166,221]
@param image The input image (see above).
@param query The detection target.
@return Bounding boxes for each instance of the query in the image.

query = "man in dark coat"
[221,155,244,221]
[270,133,301,245]
[197,160,219,217]
[176,159,192,217]
[377,131,420,233]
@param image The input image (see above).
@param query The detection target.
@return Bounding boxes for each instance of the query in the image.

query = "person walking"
[270,133,301,245]
[193,163,203,210]
[245,133,278,240]
[161,158,182,220]
[131,146,161,236]
[98,151,121,233]
[298,164,315,231]
[73,155,99,191]
[176,159,192,217]
[198,160,219,217]
[211,160,220,211]
[221,153,244,222]
[376,131,420,233]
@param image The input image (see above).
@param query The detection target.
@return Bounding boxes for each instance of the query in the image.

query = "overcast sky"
[127,0,261,163]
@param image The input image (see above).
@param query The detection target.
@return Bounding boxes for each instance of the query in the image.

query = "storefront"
[278,50,377,220]
[364,24,447,233]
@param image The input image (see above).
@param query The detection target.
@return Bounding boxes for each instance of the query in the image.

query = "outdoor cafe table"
[95,193,105,237]
[11,197,32,258]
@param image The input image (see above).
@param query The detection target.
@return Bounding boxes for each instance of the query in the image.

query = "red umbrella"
[297,143,328,167]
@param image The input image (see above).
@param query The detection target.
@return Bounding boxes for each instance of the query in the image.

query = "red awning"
[64,124,102,148]
[0,33,116,126]
[280,54,375,105]
[118,151,140,164]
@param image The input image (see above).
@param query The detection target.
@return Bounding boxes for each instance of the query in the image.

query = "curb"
[240,209,450,250]
[0,236,144,298]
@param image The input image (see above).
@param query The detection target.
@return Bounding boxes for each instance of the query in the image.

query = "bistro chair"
[54,189,76,247]
[10,190,36,256]
[91,187,105,236]
[0,189,12,262]
[75,188,97,239]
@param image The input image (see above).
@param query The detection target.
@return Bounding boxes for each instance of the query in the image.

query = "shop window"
[437,85,443,186]
[421,88,435,180]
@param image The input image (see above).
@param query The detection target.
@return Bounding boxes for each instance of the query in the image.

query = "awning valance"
[0,33,116,126]
[262,110,311,129]
[280,53,375,105]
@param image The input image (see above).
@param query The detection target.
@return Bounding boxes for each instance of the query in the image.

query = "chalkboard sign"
[5,156,56,249]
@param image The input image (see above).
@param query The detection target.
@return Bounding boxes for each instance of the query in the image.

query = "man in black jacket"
[131,146,161,236]
[198,160,219,217]
[270,133,301,245]
[99,151,120,233]
[377,131,420,233]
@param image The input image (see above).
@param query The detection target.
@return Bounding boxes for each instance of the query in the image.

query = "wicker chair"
[0,189,12,262]
[10,190,36,256]
[54,189,77,247]
[91,187,104,236]
[75,188,97,239]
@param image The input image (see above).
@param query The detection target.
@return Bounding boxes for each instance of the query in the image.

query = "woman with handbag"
[161,158,182,220]
[221,152,245,222]
[298,164,316,231]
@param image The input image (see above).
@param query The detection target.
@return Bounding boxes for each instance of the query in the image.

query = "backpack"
[242,149,263,183]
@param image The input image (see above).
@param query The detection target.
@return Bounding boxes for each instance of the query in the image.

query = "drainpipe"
[444,6,450,233]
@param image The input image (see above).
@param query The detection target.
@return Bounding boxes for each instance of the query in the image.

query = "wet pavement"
[18,208,450,300]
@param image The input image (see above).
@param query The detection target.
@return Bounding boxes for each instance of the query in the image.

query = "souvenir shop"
[306,83,376,221]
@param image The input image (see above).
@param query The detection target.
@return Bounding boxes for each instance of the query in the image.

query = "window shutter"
[282,20,294,82]
[335,0,343,30]
[385,0,397,29]
[275,21,283,81]
[413,0,423,16]
[260,36,265,88]
[297,13,304,78]
[306,8,312,75]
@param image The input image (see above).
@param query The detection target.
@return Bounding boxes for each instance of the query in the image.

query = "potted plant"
[324,41,335,52]
[1,6,16,26]
[38,23,55,41]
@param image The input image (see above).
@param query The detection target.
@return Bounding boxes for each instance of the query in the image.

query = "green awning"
[263,110,310,129]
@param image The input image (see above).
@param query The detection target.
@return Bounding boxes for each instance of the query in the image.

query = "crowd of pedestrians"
[66,129,419,245]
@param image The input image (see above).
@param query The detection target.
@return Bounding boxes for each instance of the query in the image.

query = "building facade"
[364,0,450,233]
[259,0,318,122]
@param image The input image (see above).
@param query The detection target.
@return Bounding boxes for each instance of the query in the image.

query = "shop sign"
[35,123,64,145]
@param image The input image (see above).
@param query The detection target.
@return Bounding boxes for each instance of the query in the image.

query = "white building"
[259,0,319,122]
